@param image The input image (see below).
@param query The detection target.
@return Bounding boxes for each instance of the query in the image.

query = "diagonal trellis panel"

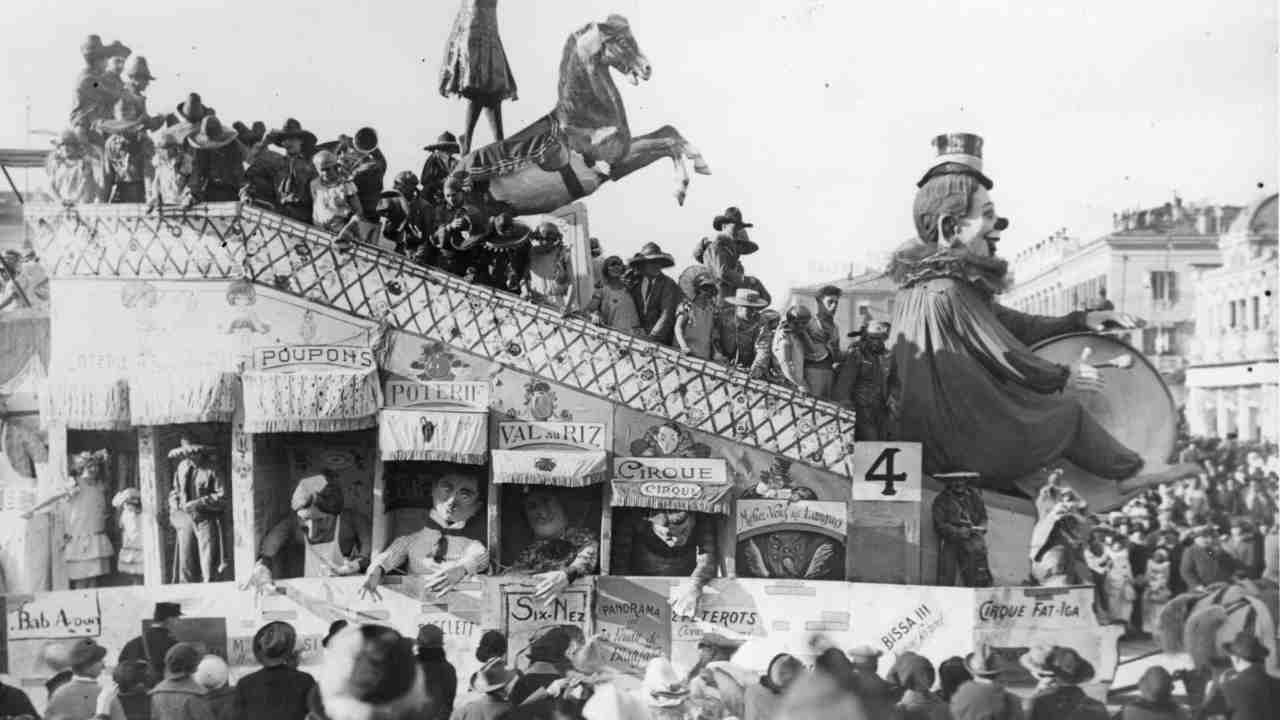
[25,202,858,474]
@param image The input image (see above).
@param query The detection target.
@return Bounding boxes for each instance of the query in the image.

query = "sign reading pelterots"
[255,345,375,372]
[384,380,491,412]
[611,457,733,514]
[6,591,102,640]
[848,441,923,502]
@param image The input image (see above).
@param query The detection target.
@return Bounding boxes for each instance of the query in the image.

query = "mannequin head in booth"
[647,510,696,548]
[292,472,346,543]
[431,471,483,527]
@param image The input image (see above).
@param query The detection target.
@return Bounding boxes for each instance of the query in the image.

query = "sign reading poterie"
[6,591,102,640]
[255,345,375,371]
[385,380,491,411]
[497,422,608,451]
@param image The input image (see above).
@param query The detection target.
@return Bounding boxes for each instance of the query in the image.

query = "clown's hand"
[424,563,469,596]
[670,580,704,618]
[358,569,384,602]
[532,570,571,605]
[241,559,276,596]
[1069,348,1105,394]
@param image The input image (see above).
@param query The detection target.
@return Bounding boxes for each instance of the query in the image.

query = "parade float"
[4,10,1266,714]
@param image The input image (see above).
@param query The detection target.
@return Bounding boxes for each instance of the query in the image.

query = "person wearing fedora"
[932,473,992,588]
[674,268,719,359]
[627,242,682,346]
[833,320,892,439]
[104,56,164,203]
[185,115,248,205]
[149,125,196,207]
[432,174,491,279]
[413,624,457,720]
[887,132,1145,491]
[453,657,519,720]
[168,437,229,583]
[116,602,183,688]
[949,644,1023,720]
[244,119,319,222]
[1020,646,1107,720]
[45,638,110,720]
[1200,630,1280,720]
[695,206,768,309]
[166,93,217,129]
[234,622,317,720]
[713,288,778,378]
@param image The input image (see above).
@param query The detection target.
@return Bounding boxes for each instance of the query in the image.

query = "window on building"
[1150,271,1178,303]
[1228,301,1238,329]
[1252,296,1260,330]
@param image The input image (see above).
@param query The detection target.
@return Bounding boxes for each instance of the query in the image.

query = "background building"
[1002,197,1237,404]
[1184,192,1278,441]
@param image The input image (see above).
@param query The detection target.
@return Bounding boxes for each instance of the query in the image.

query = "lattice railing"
[25,202,858,474]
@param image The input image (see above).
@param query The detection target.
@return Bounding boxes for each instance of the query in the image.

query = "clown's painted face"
[523,490,569,539]
[433,473,481,525]
[647,511,695,548]
[953,186,999,258]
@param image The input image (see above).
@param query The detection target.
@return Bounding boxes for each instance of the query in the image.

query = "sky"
[2,0,1276,300]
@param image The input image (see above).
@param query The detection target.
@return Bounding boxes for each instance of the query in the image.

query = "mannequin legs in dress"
[462,93,504,154]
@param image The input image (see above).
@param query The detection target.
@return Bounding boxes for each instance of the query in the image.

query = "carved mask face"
[655,426,681,455]
[433,473,480,525]
[524,490,569,540]
[648,511,694,548]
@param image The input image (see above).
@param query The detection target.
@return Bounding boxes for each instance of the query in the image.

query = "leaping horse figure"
[457,15,710,215]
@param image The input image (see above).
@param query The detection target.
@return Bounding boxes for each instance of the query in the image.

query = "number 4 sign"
[848,442,923,502]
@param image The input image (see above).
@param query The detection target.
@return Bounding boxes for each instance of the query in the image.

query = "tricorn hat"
[712,206,754,231]
[188,115,239,150]
[917,132,993,190]
[271,118,317,149]
[125,56,154,81]
[167,437,213,460]
[628,242,675,268]
[423,131,460,153]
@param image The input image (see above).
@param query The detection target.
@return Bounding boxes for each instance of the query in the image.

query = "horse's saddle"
[458,115,572,182]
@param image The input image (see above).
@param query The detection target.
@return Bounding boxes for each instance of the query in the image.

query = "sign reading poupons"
[254,345,375,372]
[385,380,491,411]
[613,458,727,501]
[6,591,102,640]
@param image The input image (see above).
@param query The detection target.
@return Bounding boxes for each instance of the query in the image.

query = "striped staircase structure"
[24,201,859,476]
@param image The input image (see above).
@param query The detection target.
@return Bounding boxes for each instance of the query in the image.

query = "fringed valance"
[41,376,131,430]
[610,480,734,515]
[490,449,608,487]
[378,408,487,464]
[129,371,238,426]
[242,369,382,433]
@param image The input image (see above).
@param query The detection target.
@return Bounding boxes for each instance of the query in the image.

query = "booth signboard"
[5,591,102,640]
[384,380,491,411]
[735,500,848,580]
[254,345,376,372]
[500,583,592,671]
[496,422,609,451]
[610,457,732,515]
[848,442,923,502]
[594,577,673,677]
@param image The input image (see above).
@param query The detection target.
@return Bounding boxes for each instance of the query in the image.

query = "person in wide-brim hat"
[470,657,519,693]
[188,115,239,150]
[627,242,675,268]
[423,131,461,153]
[269,118,317,150]
[483,212,532,250]
[1223,630,1270,662]
[167,437,212,460]
[712,206,754,231]
[964,644,1003,678]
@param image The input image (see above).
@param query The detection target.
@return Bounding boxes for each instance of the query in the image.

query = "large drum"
[1016,332,1181,510]
[1031,332,1179,470]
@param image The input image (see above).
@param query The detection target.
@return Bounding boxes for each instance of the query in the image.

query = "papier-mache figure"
[611,508,718,617]
[931,472,992,587]
[507,488,599,605]
[168,438,229,583]
[256,472,371,584]
[112,487,144,582]
[22,450,114,588]
[523,221,573,310]
[360,470,488,600]
[1029,468,1093,586]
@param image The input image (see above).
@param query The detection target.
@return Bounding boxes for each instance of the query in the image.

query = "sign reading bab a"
[6,591,102,640]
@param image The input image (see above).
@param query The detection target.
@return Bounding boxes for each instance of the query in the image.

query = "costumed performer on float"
[22,450,114,588]
[506,487,599,605]
[439,0,518,154]
[359,469,488,600]
[254,472,371,584]
[887,133,1144,490]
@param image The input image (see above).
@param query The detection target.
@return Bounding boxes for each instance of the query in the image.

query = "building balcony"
[1189,328,1278,364]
